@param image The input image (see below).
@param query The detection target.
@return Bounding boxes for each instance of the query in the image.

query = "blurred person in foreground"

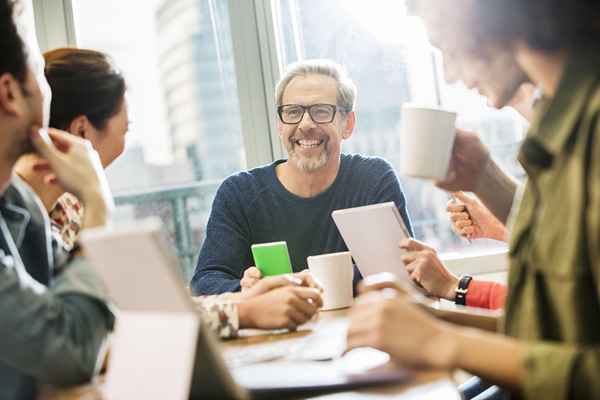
[0,0,116,398]
[347,1,600,399]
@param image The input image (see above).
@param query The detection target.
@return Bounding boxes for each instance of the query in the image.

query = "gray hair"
[275,59,357,113]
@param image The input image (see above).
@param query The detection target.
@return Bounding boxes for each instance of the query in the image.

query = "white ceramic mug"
[307,251,353,311]
[399,105,457,180]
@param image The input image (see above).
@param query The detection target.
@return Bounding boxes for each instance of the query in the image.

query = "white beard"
[290,149,329,172]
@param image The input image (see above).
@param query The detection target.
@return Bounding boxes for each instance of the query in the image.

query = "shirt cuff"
[466,280,507,310]
[521,342,578,400]
[192,295,240,339]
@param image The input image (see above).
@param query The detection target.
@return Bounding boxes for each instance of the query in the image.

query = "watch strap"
[455,275,473,306]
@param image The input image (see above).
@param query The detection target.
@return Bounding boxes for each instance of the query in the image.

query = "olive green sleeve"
[524,94,600,400]
[587,96,600,293]
[521,342,600,399]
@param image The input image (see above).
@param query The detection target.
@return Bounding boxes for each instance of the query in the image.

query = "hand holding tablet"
[332,202,423,295]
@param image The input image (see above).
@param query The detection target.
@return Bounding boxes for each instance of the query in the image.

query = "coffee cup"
[399,105,457,180]
[307,251,353,311]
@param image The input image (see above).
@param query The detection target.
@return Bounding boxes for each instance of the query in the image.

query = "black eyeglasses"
[277,104,348,124]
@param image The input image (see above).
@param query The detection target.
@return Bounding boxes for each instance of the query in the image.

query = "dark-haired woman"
[16,48,128,249]
[16,48,322,339]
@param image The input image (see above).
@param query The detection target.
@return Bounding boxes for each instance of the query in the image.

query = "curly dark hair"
[0,0,27,83]
[471,0,600,51]
[44,48,126,131]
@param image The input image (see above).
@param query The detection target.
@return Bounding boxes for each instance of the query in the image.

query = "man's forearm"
[474,159,519,225]
[190,268,242,295]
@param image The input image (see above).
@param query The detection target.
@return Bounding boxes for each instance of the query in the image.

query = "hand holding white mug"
[434,129,491,193]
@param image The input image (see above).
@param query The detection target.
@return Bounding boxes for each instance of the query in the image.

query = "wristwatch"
[455,275,473,306]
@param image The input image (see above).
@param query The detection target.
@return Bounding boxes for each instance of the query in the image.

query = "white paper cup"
[307,252,353,311]
[399,105,457,180]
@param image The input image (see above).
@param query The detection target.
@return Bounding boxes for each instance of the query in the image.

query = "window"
[50,0,523,277]
[274,0,526,256]
[72,0,246,276]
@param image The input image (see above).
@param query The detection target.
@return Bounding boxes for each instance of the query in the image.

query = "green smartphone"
[251,241,293,276]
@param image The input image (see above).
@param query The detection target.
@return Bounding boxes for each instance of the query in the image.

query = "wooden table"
[40,309,460,400]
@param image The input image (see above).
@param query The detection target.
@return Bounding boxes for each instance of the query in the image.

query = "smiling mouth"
[294,139,325,149]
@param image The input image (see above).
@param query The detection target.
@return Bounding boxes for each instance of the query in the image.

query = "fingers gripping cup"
[307,252,353,311]
[399,105,457,180]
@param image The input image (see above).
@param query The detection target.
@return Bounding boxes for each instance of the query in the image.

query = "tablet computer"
[332,202,416,289]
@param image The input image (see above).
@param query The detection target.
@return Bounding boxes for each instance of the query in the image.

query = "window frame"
[33,0,76,51]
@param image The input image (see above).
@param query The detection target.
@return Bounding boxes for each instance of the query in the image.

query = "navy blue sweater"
[190,154,413,295]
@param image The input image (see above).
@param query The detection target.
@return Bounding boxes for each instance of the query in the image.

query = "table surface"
[39,309,461,400]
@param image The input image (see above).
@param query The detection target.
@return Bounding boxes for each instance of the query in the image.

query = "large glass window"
[274,0,526,256]
[72,0,246,276]
[67,0,525,276]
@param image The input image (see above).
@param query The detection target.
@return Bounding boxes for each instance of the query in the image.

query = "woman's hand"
[238,283,322,330]
[347,288,458,369]
[447,191,508,241]
[400,239,458,301]
[30,128,113,228]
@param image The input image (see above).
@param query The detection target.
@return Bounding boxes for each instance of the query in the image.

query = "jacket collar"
[525,48,600,159]
[0,195,30,249]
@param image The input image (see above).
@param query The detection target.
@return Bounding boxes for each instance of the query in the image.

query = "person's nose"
[297,108,317,130]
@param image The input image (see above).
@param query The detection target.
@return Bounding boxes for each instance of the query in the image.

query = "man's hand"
[347,289,458,369]
[240,267,262,292]
[30,128,113,228]
[240,274,303,300]
[295,269,322,291]
[241,267,322,293]
[237,286,323,330]
[435,129,491,193]
[447,192,508,241]
[400,239,458,301]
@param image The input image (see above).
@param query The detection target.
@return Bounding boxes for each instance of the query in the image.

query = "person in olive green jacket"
[346,1,600,399]
[0,1,115,398]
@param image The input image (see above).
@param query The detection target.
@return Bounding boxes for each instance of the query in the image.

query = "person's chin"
[293,152,329,173]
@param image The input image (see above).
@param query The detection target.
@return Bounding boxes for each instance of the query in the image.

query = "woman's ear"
[67,115,89,138]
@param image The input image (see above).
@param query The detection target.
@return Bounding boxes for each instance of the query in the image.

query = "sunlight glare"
[341,0,409,44]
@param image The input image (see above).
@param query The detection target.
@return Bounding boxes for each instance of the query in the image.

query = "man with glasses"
[191,59,412,295]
